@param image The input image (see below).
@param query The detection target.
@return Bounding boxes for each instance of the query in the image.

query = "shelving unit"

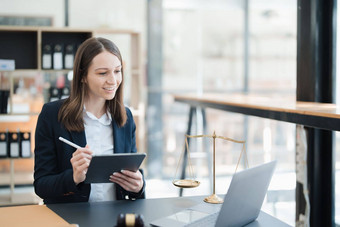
[0,26,145,204]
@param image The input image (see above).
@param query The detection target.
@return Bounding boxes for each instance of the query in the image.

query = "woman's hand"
[70,145,92,185]
[109,170,143,193]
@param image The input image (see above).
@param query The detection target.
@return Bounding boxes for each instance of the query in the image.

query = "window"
[158,0,296,225]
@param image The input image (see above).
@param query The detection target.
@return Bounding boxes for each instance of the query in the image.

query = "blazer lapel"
[112,120,125,154]
[70,130,87,148]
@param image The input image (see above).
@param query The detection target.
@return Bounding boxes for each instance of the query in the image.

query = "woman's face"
[85,50,122,103]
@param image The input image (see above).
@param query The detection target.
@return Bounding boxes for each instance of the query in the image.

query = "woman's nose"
[107,71,117,84]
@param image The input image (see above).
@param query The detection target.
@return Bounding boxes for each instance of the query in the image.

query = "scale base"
[204,194,224,204]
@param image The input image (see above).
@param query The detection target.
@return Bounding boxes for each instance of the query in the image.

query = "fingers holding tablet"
[110,170,144,193]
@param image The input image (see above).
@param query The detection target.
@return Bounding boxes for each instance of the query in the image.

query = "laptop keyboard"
[185,211,219,227]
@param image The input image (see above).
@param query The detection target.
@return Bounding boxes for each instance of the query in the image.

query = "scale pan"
[172,179,200,188]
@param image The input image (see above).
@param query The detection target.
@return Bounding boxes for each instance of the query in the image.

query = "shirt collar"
[83,105,112,126]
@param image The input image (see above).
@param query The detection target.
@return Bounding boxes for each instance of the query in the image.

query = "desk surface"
[174,93,340,131]
[0,204,75,227]
[47,196,291,227]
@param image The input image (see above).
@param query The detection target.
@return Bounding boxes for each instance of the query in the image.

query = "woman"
[34,37,145,204]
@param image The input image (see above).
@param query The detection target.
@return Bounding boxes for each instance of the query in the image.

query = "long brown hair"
[58,37,127,132]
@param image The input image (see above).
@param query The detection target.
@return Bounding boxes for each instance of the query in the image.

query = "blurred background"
[0,0,339,226]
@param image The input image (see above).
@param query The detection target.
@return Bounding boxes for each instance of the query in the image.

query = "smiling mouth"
[103,87,117,91]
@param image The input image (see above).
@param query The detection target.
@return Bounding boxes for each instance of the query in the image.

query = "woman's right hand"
[70,145,93,185]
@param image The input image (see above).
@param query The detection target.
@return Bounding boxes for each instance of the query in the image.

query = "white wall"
[0,0,146,31]
[70,0,145,31]
[69,0,147,72]
[0,0,65,26]
[0,0,147,50]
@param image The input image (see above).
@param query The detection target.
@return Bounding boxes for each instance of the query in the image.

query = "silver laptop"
[150,161,277,227]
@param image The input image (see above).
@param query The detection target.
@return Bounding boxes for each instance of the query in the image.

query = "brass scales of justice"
[173,131,249,204]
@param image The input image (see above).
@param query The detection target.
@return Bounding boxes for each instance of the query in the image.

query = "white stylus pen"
[59,136,82,149]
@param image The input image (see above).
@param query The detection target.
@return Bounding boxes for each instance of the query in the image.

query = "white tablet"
[84,153,146,183]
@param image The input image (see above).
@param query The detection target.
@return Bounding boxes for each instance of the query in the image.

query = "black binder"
[0,90,3,113]
[20,132,31,158]
[49,86,60,102]
[0,89,10,113]
[59,86,70,99]
[8,132,19,158]
[64,44,75,69]
[53,44,64,69]
[42,44,52,69]
[0,131,8,158]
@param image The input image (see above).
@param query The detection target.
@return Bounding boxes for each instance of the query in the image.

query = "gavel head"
[116,213,144,227]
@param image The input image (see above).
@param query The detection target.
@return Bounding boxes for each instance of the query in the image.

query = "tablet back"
[84,153,146,183]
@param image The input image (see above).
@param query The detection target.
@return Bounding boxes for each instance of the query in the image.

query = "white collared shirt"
[83,108,115,202]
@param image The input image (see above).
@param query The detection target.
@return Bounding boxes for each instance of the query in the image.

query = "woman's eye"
[99,72,107,75]
[114,70,121,74]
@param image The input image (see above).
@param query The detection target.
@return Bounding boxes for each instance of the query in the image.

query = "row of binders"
[42,43,78,70]
[0,131,31,158]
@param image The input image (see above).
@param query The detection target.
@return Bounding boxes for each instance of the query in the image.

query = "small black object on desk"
[116,213,144,227]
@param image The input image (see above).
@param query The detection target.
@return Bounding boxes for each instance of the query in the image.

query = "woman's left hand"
[109,170,143,193]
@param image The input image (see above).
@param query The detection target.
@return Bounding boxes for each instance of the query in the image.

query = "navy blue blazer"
[34,100,145,204]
